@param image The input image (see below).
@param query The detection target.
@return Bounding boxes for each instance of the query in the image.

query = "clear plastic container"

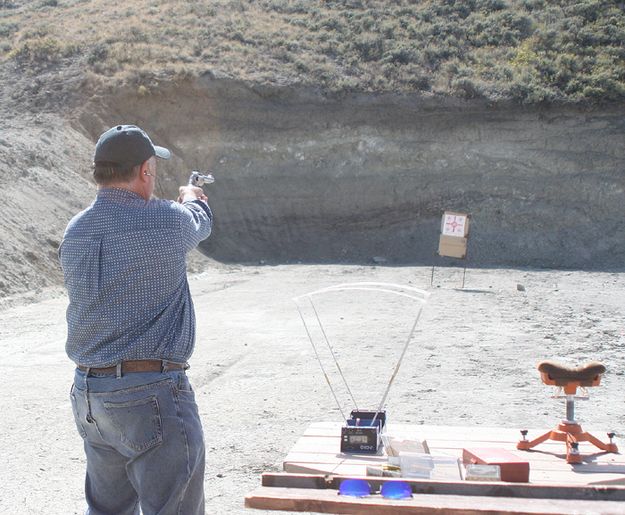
[399,452,462,480]
[399,452,434,478]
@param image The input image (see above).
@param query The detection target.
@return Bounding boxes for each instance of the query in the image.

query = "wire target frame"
[293,282,430,426]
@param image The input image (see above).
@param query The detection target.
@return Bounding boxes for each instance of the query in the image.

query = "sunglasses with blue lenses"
[380,481,413,499]
[338,479,371,497]
[338,479,413,499]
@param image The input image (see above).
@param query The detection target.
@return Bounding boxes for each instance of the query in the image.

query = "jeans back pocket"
[103,395,163,453]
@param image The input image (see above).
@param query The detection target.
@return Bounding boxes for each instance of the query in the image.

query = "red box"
[462,447,530,482]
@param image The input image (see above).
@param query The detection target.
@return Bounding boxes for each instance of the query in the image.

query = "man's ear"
[138,161,149,182]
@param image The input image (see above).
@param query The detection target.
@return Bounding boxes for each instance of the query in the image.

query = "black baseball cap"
[94,124,170,167]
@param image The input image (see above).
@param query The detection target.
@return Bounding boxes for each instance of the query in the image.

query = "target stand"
[431,211,471,289]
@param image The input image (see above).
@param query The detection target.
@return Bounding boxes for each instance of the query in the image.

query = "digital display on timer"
[348,435,369,444]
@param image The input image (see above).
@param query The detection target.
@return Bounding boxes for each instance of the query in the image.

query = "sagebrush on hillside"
[1,0,624,103]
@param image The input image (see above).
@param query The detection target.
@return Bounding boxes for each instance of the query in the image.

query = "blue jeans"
[70,368,205,515]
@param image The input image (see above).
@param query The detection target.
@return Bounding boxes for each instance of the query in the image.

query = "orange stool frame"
[517,361,618,464]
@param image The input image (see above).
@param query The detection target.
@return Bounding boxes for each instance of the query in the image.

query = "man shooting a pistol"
[59,124,212,514]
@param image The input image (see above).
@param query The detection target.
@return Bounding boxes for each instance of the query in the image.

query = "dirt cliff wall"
[80,77,624,269]
[3,78,622,300]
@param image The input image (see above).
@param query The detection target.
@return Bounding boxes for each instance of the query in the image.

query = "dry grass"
[1,0,624,103]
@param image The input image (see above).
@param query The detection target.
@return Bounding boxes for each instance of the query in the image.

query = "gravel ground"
[0,264,623,514]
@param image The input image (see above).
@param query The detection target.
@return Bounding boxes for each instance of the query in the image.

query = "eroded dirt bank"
[1,78,624,298]
[80,77,625,268]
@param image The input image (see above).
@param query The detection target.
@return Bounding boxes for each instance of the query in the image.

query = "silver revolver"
[188,170,215,187]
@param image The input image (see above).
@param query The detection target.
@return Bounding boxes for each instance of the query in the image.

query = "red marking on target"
[443,214,467,236]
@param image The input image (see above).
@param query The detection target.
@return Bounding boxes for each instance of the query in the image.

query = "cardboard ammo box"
[462,447,530,483]
[438,235,468,259]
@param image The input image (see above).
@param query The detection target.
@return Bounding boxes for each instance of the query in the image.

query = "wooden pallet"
[245,423,625,514]
[284,423,625,484]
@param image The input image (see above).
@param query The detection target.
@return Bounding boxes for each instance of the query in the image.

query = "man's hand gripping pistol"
[178,171,214,203]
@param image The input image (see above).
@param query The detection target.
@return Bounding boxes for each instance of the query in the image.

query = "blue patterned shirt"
[59,188,213,367]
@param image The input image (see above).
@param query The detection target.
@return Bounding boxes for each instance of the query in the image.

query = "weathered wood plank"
[296,425,622,455]
[285,447,624,472]
[304,423,621,446]
[284,462,338,475]
[245,486,625,514]
[296,441,622,464]
[262,473,625,501]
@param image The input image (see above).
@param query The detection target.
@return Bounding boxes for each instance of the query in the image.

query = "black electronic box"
[340,410,386,454]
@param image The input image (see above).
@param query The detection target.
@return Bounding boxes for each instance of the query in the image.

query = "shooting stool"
[517,360,618,464]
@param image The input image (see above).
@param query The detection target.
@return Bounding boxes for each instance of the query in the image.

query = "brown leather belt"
[78,359,187,375]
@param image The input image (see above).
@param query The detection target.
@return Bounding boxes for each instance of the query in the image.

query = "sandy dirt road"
[0,264,623,514]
